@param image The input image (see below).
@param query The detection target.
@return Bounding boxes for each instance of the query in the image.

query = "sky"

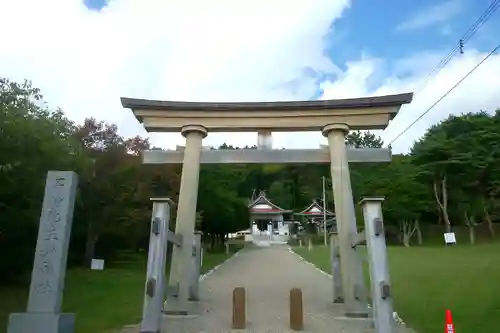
[1,0,499,153]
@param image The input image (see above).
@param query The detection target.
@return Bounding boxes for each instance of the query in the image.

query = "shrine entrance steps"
[246,233,289,246]
[123,245,416,333]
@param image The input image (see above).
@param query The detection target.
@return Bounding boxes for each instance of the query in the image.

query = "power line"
[413,0,500,95]
[462,0,500,44]
[388,42,500,146]
[386,0,500,146]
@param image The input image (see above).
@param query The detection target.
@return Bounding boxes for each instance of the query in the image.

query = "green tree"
[346,130,383,148]
[0,78,85,283]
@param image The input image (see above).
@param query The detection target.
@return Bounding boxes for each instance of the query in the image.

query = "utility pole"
[322,176,327,246]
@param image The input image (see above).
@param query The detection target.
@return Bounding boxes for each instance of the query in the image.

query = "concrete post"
[168,125,207,311]
[8,171,78,333]
[329,232,344,303]
[360,197,397,333]
[322,124,369,318]
[140,198,172,333]
[189,231,202,301]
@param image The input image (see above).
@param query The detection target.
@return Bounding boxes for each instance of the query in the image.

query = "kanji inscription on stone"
[26,171,78,314]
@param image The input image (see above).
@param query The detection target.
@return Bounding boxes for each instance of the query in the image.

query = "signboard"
[91,259,105,270]
[444,232,457,245]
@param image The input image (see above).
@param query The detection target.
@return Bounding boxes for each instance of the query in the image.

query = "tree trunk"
[482,199,495,236]
[84,223,98,267]
[402,233,410,247]
[433,176,451,233]
[399,220,417,247]
[210,233,216,249]
[469,226,476,245]
[436,204,442,225]
[415,219,423,245]
[441,176,451,232]
[464,212,476,245]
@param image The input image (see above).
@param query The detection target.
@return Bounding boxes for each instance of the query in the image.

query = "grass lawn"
[294,243,500,333]
[0,249,237,333]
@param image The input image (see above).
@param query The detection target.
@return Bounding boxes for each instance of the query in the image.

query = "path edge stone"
[200,248,243,281]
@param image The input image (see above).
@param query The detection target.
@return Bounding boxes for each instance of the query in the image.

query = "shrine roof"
[248,191,292,214]
[295,200,334,216]
[121,93,413,112]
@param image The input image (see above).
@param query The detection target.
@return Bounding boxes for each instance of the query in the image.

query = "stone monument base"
[7,312,75,333]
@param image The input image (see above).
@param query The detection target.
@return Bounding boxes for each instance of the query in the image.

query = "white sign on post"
[444,232,457,245]
[91,259,105,270]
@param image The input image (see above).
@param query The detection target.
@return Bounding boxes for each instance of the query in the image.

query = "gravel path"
[149,245,417,333]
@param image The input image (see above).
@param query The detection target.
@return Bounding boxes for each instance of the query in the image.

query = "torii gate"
[121,93,413,318]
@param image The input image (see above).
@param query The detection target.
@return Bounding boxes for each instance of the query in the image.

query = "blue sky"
[83,0,107,10]
[328,0,498,61]
[329,0,499,87]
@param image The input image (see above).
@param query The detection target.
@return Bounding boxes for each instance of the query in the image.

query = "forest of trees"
[2,77,500,285]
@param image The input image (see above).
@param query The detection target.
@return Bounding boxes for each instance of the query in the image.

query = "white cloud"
[395,0,463,32]
[321,49,500,153]
[0,0,348,149]
[1,0,499,156]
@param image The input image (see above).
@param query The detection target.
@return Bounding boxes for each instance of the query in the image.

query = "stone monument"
[7,171,78,333]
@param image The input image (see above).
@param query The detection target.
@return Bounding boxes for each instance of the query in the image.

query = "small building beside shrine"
[247,191,296,244]
[295,200,336,234]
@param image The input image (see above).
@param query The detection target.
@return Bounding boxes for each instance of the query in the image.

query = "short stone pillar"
[8,171,78,333]
[329,232,344,303]
[232,287,246,329]
[360,197,397,333]
[289,288,304,331]
[189,231,202,301]
[140,197,173,333]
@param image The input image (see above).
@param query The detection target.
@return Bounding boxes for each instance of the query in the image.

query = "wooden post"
[307,237,312,252]
[289,288,304,331]
[232,287,246,329]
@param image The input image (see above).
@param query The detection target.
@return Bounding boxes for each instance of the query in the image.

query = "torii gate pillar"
[323,123,368,317]
[168,125,207,311]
